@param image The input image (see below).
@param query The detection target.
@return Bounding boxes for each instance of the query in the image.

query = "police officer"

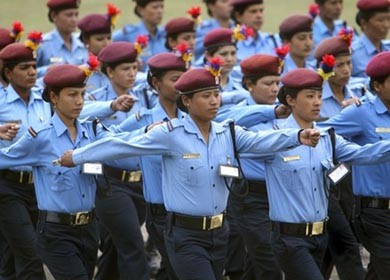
[269,67,390,279]
[194,0,234,61]
[77,3,121,92]
[279,14,316,75]
[0,33,47,280]
[321,51,390,280]
[352,0,390,78]
[59,63,322,280]
[111,51,190,280]
[230,0,281,62]
[37,0,88,77]
[113,0,167,71]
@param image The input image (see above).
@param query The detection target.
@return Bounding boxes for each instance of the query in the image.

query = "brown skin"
[4,61,37,104]
[245,75,280,105]
[107,62,138,96]
[49,8,79,49]
[137,1,164,37]
[373,75,390,111]
[318,0,343,31]
[167,32,195,50]
[0,123,19,141]
[207,0,232,28]
[234,3,264,32]
[286,32,313,68]
[84,33,111,56]
[360,11,390,51]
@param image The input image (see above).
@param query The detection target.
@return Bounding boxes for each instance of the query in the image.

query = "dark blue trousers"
[94,177,149,280]
[0,231,16,280]
[36,213,98,280]
[230,191,282,280]
[272,232,328,280]
[145,204,178,280]
[164,214,229,280]
[354,207,390,280]
[0,179,44,280]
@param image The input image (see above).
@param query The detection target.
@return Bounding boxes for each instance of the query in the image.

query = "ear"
[151,76,160,91]
[244,79,254,93]
[181,94,190,106]
[49,90,58,105]
[373,81,382,93]
[106,67,114,79]
[49,11,57,22]
[4,67,12,81]
[234,11,242,24]
[286,94,295,107]
[167,37,177,50]
[204,51,212,60]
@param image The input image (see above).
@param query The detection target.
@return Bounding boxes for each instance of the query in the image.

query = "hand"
[0,124,20,141]
[341,97,361,108]
[299,129,320,147]
[58,150,75,167]
[111,95,135,112]
[275,104,291,119]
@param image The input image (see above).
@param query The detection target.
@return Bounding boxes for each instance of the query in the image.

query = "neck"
[292,112,313,129]
[159,97,178,119]
[291,53,306,68]
[13,85,30,104]
[143,20,157,38]
[378,94,390,111]
[329,82,345,103]
[219,73,229,89]
[366,33,382,51]
[216,17,230,28]
[112,83,129,97]
[319,14,335,32]
[191,115,211,143]
[57,112,76,129]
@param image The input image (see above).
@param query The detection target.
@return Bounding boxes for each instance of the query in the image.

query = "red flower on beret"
[135,34,149,55]
[308,3,319,18]
[322,54,335,68]
[24,31,43,51]
[338,28,353,47]
[107,3,120,16]
[275,44,290,60]
[10,21,24,41]
[87,53,99,71]
[318,54,336,81]
[187,6,201,20]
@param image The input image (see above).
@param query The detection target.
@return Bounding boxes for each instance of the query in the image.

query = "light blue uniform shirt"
[236,31,281,62]
[72,115,303,216]
[0,85,52,171]
[112,102,186,204]
[318,96,390,198]
[265,114,390,223]
[281,53,316,75]
[320,81,356,119]
[0,113,114,213]
[312,17,350,49]
[351,34,390,78]
[194,18,235,61]
[36,29,88,77]
[113,21,168,71]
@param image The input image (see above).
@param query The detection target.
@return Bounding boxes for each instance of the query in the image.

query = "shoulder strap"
[229,121,239,161]
[328,128,337,166]
[143,88,150,109]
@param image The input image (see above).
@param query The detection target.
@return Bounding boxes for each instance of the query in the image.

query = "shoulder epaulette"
[28,123,52,137]
[123,24,136,35]
[42,32,53,41]
[166,118,183,132]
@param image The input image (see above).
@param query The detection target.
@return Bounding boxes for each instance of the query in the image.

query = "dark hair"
[1,62,19,83]
[176,92,195,113]
[146,69,166,90]
[203,0,217,17]
[369,76,388,93]
[231,4,252,24]
[165,33,179,51]
[277,87,301,106]
[133,0,163,18]
[315,0,327,5]
[42,86,62,103]
[355,9,389,27]
[241,77,259,91]
[101,61,123,76]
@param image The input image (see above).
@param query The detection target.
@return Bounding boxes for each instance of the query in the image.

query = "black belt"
[0,170,33,184]
[248,180,267,194]
[360,197,390,210]
[173,212,225,231]
[41,210,95,226]
[103,165,142,183]
[274,220,328,237]
[147,203,167,216]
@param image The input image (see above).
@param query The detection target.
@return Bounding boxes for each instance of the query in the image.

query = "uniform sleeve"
[235,126,300,154]
[109,113,145,133]
[335,134,390,165]
[80,100,115,120]
[73,124,171,165]
[0,131,41,168]
[215,104,276,126]
[318,104,363,137]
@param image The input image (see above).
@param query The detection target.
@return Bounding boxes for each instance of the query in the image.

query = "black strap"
[268,33,279,49]
[143,88,151,109]
[92,119,99,136]
[328,128,337,166]
[224,122,249,197]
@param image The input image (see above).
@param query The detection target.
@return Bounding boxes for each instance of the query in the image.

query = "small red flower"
[338,28,353,47]
[12,21,23,33]
[187,6,201,20]
[275,44,290,60]
[87,53,99,71]
[322,54,336,68]
[136,34,148,48]
[208,57,224,68]
[175,42,190,55]
[243,25,254,38]
[27,31,43,44]
[107,3,120,16]
[308,3,319,18]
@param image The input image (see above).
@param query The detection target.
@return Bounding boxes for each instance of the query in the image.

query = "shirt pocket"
[181,158,204,188]
[45,166,74,192]
[279,163,307,191]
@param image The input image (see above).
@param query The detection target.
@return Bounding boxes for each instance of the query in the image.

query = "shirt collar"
[5,85,43,104]
[361,34,379,55]
[314,16,331,36]
[246,95,257,105]
[138,21,165,39]
[322,81,355,101]
[52,113,89,140]
[53,29,84,51]
[374,96,389,115]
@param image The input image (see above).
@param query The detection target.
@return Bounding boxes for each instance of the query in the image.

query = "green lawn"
[0,0,362,37]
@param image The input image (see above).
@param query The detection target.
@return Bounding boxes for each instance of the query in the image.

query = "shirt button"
[214,206,217,209]
[316,210,319,214]
[312,167,315,170]
[82,194,85,198]
[190,166,194,170]
[314,188,317,191]
[210,166,214,170]
[293,170,297,173]
[212,184,215,187]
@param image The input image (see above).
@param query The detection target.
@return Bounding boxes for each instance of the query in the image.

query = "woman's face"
[85,33,111,56]
[288,31,313,59]
[168,32,195,50]
[208,0,232,21]
[154,70,184,102]
[107,62,138,91]
[329,55,351,87]
[51,8,79,34]
[182,89,220,122]
[50,87,85,121]
[235,4,264,31]
[138,1,164,26]
[248,75,280,105]
[207,45,237,75]
[362,11,390,41]
[5,61,37,91]
[287,88,322,123]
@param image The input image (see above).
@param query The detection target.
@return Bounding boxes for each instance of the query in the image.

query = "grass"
[0,0,362,38]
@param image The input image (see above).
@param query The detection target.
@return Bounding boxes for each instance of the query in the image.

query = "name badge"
[327,163,350,185]
[82,163,103,175]
[219,165,240,178]
[375,127,390,133]
[49,57,63,64]
[183,153,200,159]
[6,120,21,124]
[283,155,301,162]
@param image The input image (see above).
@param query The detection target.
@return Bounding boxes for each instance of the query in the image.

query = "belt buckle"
[74,211,90,225]
[28,173,33,184]
[388,200,390,210]
[128,171,142,183]
[311,221,324,236]
[208,214,223,230]
[19,171,24,184]
[121,171,127,182]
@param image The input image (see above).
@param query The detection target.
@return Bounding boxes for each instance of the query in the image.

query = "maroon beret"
[47,0,80,11]
[175,68,219,94]
[165,17,195,36]
[147,52,187,73]
[0,43,35,64]
[204,28,235,49]
[240,54,280,78]
[43,64,87,101]
[98,42,138,64]
[281,68,323,89]
[0,28,15,50]
[314,37,351,62]
[366,51,390,79]
[78,14,111,36]
[279,14,313,40]
[230,0,263,7]
[357,0,390,11]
